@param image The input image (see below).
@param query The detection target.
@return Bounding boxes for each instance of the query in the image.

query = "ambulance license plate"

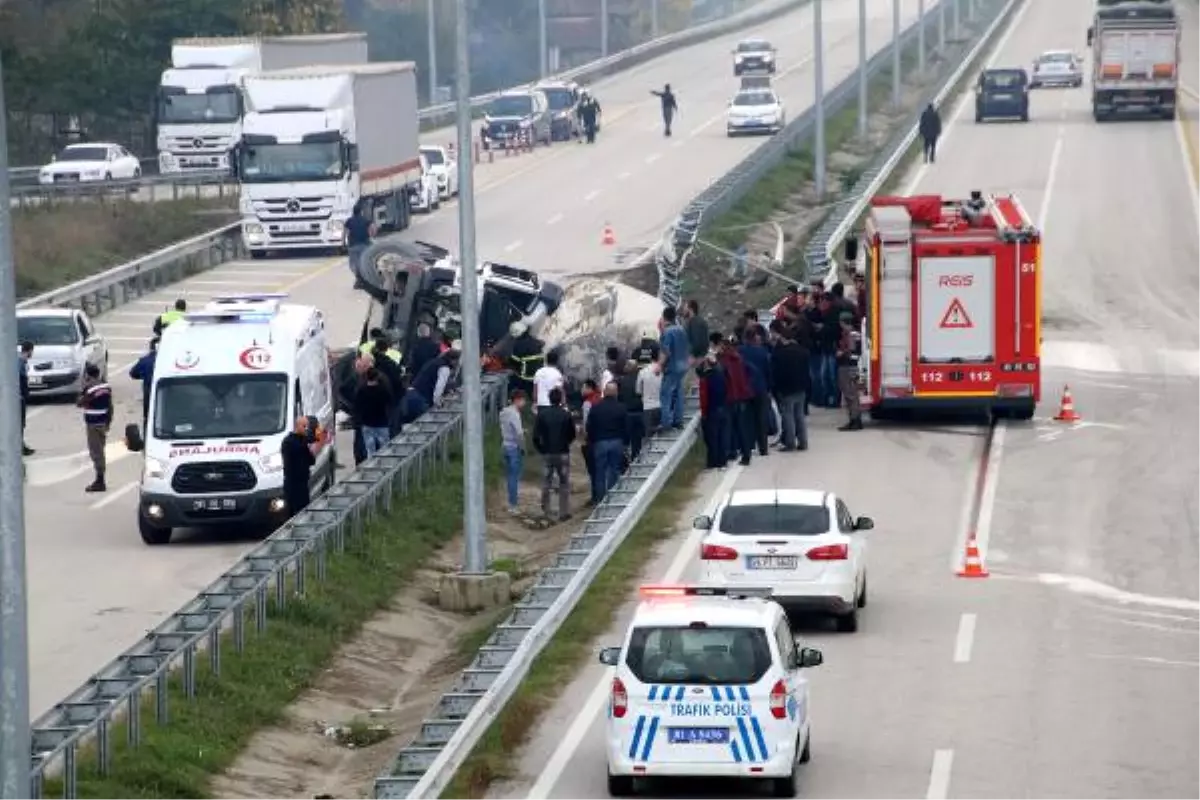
[747,555,798,570]
[192,497,237,512]
[667,727,729,745]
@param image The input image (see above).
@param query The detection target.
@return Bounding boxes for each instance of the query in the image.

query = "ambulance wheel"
[139,515,172,546]
[799,729,812,763]
[771,758,799,797]
[607,772,634,797]
[835,607,859,633]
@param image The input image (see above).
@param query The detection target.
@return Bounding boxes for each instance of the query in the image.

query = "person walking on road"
[533,387,575,521]
[651,83,678,136]
[129,337,159,430]
[19,340,34,456]
[77,363,112,493]
[919,103,942,164]
[345,201,377,289]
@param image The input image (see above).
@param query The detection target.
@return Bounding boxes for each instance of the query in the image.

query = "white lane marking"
[90,480,139,510]
[584,189,601,202]
[926,749,955,800]
[546,212,564,225]
[902,0,1036,193]
[1088,653,1200,669]
[953,613,977,663]
[618,171,632,180]
[527,465,745,800]
[971,420,1005,563]
[183,279,280,287]
[1037,573,1200,612]
[1100,615,1199,635]
[672,139,685,148]
[644,153,661,165]
[503,240,523,253]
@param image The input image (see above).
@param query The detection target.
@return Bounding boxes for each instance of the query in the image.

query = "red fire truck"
[841,191,1042,420]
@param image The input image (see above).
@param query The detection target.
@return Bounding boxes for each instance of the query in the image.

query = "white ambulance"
[599,586,823,798]
[137,293,337,545]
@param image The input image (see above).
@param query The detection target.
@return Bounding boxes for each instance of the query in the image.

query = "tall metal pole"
[0,55,32,800]
[857,0,867,138]
[601,0,610,57]
[814,0,826,197]
[891,0,902,106]
[939,0,947,52]
[953,0,962,39]
[538,0,548,78]
[917,0,926,74]
[427,0,438,102]
[651,0,659,38]
[968,0,976,22]
[454,0,488,575]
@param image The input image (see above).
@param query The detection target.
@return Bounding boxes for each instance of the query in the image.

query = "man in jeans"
[345,201,377,289]
[355,366,394,458]
[657,306,690,429]
[532,387,575,520]
[769,320,811,451]
[498,389,528,512]
[584,382,629,503]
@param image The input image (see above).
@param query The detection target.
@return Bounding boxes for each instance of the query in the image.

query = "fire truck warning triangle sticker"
[938,297,974,329]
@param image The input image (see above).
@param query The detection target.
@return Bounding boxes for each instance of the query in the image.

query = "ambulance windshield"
[153,373,289,440]
[625,626,772,685]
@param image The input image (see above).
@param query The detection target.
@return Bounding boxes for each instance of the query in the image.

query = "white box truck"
[237,62,422,257]
[1087,0,1180,120]
[156,34,368,174]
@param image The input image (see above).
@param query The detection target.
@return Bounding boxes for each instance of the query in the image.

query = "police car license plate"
[192,498,237,512]
[747,555,798,570]
[667,727,729,745]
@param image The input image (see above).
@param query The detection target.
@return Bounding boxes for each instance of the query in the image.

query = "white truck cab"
[137,293,336,545]
[599,585,823,798]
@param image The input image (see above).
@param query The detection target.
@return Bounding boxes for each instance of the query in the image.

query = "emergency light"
[638,585,774,599]
[187,294,290,324]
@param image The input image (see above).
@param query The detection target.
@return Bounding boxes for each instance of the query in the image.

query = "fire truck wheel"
[1009,402,1035,421]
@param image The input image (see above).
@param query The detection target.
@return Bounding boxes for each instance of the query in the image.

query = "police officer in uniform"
[578,91,601,144]
[507,322,545,398]
[153,298,187,336]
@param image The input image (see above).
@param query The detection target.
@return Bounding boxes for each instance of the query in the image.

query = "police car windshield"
[718,503,829,535]
[17,316,79,346]
[154,373,289,440]
[982,70,1025,88]
[542,88,575,110]
[626,626,772,685]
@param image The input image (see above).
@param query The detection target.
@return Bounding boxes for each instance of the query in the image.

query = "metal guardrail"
[9,170,236,207]
[375,392,702,799]
[15,223,243,315]
[805,0,1019,286]
[655,0,1009,308]
[7,0,808,197]
[27,372,508,798]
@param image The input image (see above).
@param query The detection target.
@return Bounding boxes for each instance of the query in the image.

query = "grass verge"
[442,441,705,799]
[14,197,237,300]
[43,432,501,799]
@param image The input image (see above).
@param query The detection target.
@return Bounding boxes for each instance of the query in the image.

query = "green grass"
[42,432,502,799]
[442,443,705,799]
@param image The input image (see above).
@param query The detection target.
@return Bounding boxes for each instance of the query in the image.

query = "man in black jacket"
[769,321,811,451]
[584,382,628,503]
[532,387,576,521]
[406,322,441,382]
[919,103,942,163]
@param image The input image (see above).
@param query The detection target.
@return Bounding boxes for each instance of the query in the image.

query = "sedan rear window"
[625,626,772,685]
[717,503,829,535]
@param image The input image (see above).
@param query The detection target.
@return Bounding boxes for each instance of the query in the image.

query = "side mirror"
[854,515,874,531]
[85,335,101,346]
[598,646,621,666]
[796,646,823,668]
[692,514,713,531]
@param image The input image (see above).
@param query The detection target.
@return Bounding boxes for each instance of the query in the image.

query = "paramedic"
[153,298,186,336]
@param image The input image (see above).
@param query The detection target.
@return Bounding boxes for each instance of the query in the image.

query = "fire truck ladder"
[985,193,1039,243]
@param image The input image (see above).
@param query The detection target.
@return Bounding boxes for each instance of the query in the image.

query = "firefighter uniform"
[358,341,402,364]
[509,329,545,397]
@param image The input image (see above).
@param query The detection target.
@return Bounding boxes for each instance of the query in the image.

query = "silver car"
[17,308,109,397]
[1030,50,1083,88]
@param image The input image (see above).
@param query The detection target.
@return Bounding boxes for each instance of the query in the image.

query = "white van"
[137,293,336,545]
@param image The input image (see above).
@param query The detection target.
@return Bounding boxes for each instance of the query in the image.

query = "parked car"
[16,308,109,397]
[535,80,583,141]
[38,143,142,185]
[975,67,1030,122]
[1030,50,1084,88]
[420,145,458,200]
[480,90,552,150]
[408,152,441,213]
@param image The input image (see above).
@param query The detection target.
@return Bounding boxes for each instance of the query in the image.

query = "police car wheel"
[606,772,635,797]
[770,758,799,797]
[835,607,859,633]
[799,730,811,764]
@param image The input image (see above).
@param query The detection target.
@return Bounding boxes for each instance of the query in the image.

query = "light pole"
[917,0,926,74]
[0,54,32,800]
[891,0,902,106]
[814,0,826,197]
[427,0,438,102]
[651,0,659,38]
[538,0,547,78]
[857,0,867,138]
[601,0,610,57]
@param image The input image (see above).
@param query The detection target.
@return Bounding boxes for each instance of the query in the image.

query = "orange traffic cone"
[601,223,616,246]
[956,533,989,578]
[1054,384,1082,423]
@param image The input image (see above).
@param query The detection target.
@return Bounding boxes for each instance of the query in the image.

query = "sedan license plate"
[747,555,798,570]
[667,727,729,745]
[192,498,237,512]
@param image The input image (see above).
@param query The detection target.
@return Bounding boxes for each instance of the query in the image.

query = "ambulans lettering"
[938,274,974,288]
[668,701,753,717]
[169,444,261,458]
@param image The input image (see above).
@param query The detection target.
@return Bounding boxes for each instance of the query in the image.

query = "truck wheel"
[139,515,172,546]
[1010,401,1035,421]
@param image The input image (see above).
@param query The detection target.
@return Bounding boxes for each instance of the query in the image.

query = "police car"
[598,586,823,797]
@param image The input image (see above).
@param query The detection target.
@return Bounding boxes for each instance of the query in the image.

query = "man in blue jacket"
[738,328,772,457]
[129,338,158,429]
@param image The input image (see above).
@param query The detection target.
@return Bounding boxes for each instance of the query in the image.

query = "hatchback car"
[535,80,582,141]
[1030,50,1083,88]
[726,88,786,136]
[480,90,552,150]
[16,308,109,397]
[695,489,874,632]
[39,142,141,185]
[975,67,1030,122]
[733,38,776,75]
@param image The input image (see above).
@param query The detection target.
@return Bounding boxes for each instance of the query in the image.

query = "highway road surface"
[491,0,1200,797]
[18,0,934,720]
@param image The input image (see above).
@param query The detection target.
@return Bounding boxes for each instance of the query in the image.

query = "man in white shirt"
[636,360,663,433]
[532,349,566,410]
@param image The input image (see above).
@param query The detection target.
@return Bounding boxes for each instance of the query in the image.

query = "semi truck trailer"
[237,62,422,258]
[156,34,368,174]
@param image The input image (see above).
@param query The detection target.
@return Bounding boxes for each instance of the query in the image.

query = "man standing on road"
[651,83,678,136]
[355,366,394,458]
[769,320,811,451]
[579,91,601,143]
[77,363,112,493]
[532,387,575,521]
[345,201,377,289]
[18,340,34,456]
[498,390,527,513]
[153,298,186,337]
[280,415,327,515]
[716,334,754,467]
[658,306,690,429]
[919,103,942,164]
[636,358,663,436]
[129,337,159,430]
[836,312,864,431]
[738,328,773,457]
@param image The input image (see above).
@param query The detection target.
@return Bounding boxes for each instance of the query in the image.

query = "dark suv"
[481,90,552,150]
[975,68,1030,122]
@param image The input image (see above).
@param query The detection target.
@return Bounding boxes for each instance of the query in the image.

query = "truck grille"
[166,135,229,153]
[252,196,332,218]
[171,461,257,494]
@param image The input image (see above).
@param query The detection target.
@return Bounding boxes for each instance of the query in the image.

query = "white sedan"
[694,488,875,632]
[420,145,459,200]
[726,88,786,136]
[409,152,442,214]
[39,143,142,185]
[1029,50,1084,88]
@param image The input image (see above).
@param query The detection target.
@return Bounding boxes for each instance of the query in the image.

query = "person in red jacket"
[696,347,729,470]
[715,333,754,466]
